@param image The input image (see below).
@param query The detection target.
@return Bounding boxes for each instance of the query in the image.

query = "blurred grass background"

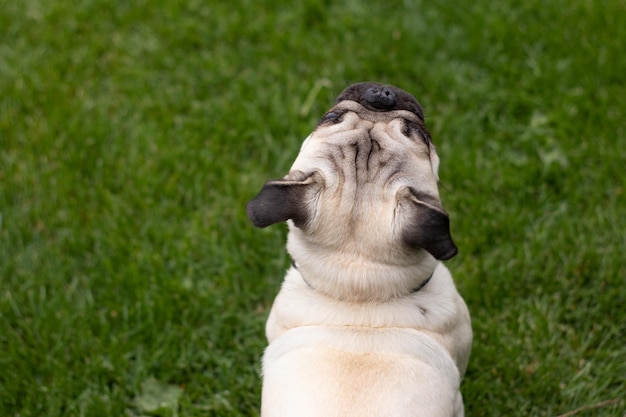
[1,0,624,416]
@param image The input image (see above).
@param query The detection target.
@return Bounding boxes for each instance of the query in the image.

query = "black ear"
[246,174,318,229]
[400,189,457,260]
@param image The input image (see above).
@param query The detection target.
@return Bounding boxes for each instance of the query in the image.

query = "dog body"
[247,83,472,417]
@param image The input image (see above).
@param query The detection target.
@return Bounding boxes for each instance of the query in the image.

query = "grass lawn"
[1,0,624,416]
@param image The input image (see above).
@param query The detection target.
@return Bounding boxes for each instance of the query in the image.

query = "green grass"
[1,0,624,416]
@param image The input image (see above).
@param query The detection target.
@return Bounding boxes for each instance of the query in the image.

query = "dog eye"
[401,120,412,137]
[402,119,430,144]
[318,110,346,125]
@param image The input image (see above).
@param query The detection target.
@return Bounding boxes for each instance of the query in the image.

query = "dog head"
[247,82,456,300]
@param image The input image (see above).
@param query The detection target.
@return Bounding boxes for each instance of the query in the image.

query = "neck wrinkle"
[292,256,437,304]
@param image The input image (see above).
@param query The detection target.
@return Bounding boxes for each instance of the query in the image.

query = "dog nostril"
[365,86,397,109]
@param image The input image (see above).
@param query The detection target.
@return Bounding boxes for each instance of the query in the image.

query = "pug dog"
[246,82,472,417]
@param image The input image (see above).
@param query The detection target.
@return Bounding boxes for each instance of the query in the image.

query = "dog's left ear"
[399,188,458,260]
[246,172,319,229]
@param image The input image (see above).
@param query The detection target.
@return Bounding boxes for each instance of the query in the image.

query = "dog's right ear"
[246,172,319,229]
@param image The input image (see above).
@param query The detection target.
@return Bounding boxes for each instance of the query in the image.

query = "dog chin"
[286,227,438,302]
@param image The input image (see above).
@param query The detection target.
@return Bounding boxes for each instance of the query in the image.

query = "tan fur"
[284,103,445,302]
[249,88,472,417]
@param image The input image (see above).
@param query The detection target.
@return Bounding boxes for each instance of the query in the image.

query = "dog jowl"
[247,83,472,417]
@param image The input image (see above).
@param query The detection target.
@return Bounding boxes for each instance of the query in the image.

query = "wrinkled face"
[247,83,456,261]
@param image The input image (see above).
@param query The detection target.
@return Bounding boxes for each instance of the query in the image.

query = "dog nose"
[365,86,397,110]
